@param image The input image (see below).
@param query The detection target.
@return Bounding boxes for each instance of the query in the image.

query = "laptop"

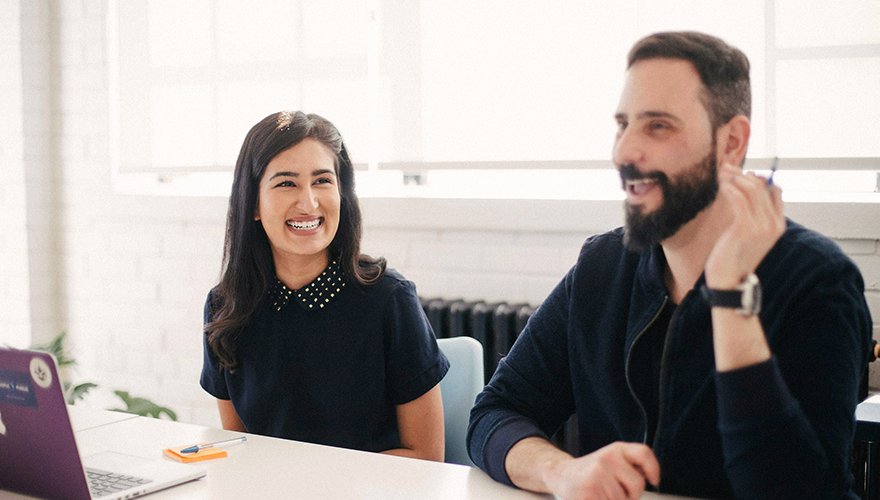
[0,347,206,499]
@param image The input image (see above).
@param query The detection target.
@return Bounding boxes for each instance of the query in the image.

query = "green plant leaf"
[69,382,98,404]
[111,390,178,421]
[29,333,178,419]
[29,331,76,367]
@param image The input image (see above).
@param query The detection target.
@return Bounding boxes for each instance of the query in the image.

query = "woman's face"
[255,138,341,272]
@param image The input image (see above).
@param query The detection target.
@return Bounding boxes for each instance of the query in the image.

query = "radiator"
[419,297,581,455]
[420,297,537,384]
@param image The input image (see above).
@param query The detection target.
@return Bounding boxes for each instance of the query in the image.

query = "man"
[467,31,873,500]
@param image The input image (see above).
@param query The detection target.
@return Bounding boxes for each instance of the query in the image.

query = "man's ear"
[716,115,750,166]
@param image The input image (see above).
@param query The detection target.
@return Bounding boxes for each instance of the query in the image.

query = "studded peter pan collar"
[269,260,346,312]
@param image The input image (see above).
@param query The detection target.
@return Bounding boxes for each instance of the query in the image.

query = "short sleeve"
[199,291,231,400]
[383,280,449,405]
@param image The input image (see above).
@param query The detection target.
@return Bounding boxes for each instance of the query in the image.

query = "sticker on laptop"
[0,370,38,408]
[29,357,52,389]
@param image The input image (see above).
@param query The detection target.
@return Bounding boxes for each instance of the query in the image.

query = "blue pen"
[767,157,778,189]
[180,436,247,454]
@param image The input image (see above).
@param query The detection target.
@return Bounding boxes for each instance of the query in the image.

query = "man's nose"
[612,127,645,168]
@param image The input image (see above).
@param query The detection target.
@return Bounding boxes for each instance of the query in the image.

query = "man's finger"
[620,443,661,486]
[614,466,651,500]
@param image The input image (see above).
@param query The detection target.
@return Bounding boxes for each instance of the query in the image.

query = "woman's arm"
[381,384,445,462]
[216,398,248,432]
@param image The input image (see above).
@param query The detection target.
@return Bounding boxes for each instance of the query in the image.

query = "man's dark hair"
[628,31,751,130]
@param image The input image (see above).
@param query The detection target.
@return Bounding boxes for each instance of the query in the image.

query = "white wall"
[0,0,31,348]
[1,0,879,428]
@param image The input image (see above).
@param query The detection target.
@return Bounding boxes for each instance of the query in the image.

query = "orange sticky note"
[163,445,227,463]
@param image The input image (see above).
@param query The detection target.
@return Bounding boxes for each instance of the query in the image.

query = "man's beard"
[620,150,719,253]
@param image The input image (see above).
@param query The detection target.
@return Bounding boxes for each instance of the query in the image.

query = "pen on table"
[767,157,778,189]
[180,436,247,454]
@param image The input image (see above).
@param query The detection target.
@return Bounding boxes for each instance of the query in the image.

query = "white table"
[0,410,700,500]
[68,405,139,432]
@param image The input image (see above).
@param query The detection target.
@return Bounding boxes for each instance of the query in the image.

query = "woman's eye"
[276,180,295,188]
[315,177,333,185]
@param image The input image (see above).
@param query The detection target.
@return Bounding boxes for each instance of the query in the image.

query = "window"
[111,0,372,173]
[108,0,880,198]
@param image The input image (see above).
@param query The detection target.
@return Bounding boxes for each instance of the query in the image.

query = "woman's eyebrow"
[268,169,336,182]
[268,171,298,181]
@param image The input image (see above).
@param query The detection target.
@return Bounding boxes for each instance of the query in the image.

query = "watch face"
[749,279,762,315]
[740,273,762,316]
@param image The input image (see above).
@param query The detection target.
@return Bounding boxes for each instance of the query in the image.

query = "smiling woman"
[200,111,449,462]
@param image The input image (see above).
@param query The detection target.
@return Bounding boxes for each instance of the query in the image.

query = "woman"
[201,111,448,461]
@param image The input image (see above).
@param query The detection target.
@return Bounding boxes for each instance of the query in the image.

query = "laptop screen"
[0,348,92,499]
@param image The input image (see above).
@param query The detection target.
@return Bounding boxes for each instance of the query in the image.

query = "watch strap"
[699,287,743,308]
[699,273,762,316]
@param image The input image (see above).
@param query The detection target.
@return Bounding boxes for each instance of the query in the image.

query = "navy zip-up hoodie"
[468,220,872,499]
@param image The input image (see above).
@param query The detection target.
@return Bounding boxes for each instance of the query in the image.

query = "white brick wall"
[2,0,879,429]
[21,0,66,347]
[0,0,33,348]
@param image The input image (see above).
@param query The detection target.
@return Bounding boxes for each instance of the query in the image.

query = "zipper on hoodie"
[624,296,669,445]
[652,305,678,451]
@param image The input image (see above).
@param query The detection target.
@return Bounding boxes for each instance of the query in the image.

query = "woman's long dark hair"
[206,111,386,369]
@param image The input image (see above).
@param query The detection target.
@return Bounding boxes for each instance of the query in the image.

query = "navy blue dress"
[201,262,449,453]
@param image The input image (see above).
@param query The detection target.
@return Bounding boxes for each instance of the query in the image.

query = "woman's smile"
[286,217,324,232]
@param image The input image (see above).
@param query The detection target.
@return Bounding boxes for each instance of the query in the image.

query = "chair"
[437,336,485,467]
[856,398,880,500]
[855,340,880,500]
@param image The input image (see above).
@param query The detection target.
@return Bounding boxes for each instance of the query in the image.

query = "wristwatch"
[700,273,762,316]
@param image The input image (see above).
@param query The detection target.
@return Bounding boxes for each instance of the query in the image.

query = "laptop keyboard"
[86,468,152,498]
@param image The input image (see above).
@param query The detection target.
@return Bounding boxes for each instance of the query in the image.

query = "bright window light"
[108,1,880,201]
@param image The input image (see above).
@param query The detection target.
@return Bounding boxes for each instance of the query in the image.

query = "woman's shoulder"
[342,268,424,322]
[349,267,423,304]
[204,285,223,317]
[360,268,411,294]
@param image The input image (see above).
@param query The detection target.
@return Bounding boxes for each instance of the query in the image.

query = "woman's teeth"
[286,219,321,230]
